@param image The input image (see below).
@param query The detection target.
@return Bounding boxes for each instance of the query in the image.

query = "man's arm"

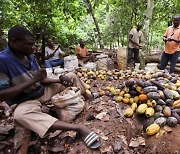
[163,36,168,42]
[129,34,141,48]
[0,69,47,102]
[42,78,60,84]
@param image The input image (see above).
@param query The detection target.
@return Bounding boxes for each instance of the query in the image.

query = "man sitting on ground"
[45,37,65,68]
[0,26,100,152]
[76,40,95,65]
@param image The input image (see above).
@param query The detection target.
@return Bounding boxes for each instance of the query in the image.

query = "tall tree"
[140,0,154,69]
[84,0,104,49]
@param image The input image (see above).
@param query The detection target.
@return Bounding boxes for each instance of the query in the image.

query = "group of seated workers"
[43,38,95,68]
[0,26,101,153]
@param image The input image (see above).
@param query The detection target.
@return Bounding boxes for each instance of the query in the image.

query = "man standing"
[45,37,65,68]
[0,26,100,152]
[127,22,143,67]
[160,14,180,74]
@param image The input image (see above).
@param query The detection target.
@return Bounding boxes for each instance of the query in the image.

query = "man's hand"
[50,52,55,57]
[163,37,170,42]
[138,44,143,49]
[59,75,73,87]
[34,68,47,82]
[60,51,66,57]
[137,44,142,49]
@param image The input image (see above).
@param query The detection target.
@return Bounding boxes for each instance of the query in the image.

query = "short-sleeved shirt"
[45,45,61,60]
[129,28,143,49]
[0,46,44,105]
[76,46,89,57]
[164,25,180,54]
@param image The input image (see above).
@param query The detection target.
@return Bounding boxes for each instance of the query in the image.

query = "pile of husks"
[75,68,180,136]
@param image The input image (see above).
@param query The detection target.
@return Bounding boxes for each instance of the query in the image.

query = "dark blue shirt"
[0,46,44,105]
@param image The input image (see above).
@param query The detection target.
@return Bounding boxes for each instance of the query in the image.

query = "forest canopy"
[0,0,179,51]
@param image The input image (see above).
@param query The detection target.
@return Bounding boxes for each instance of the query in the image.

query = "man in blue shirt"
[0,26,100,151]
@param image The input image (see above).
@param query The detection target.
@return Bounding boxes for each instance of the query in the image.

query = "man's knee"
[14,109,25,122]
[14,101,41,122]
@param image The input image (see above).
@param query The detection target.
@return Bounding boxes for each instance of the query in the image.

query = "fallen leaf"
[49,130,62,138]
[164,125,172,133]
[95,129,109,141]
[155,130,166,138]
[129,138,139,148]
[113,139,123,153]
[137,137,146,146]
[118,135,128,145]
[101,145,113,153]
[95,112,107,120]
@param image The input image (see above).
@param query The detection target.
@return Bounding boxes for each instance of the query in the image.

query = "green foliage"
[0,0,179,51]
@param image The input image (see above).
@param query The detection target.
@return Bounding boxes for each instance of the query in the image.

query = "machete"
[41,30,45,67]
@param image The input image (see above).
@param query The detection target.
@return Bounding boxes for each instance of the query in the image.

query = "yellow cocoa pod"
[147,100,153,107]
[133,96,139,103]
[97,74,102,78]
[146,123,160,135]
[124,93,131,98]
[175,82,180,87]
[115,96,123,102]
[136,86,142,93]
[82,68,87,72]
[99,91,105,96]
[96,71,99,75]
[124,87,129,93]
[145,107,155,117]
[173,100,180,108]
[124,108,134,117]
[85,80,91,84]
[137,104,148,114]
[129,98,134,104]
[101,76,105,80]
[110,87,115,92]
[84,73,88,78]
[86,89,91,95]
[77,72,82,77]
[123,98,130,104]
[106,86,111,91]
[114,71,120,75]
[131,103,137,111]
[119,91,125,97]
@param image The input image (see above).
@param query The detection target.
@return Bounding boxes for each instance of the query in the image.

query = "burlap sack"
[117,47,127,69]
[51,87,85,122]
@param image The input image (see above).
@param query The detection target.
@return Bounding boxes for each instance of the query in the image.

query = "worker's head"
[137,22,143,31]
[79,39,86,48]
[46,37,54,48]
[173,14,180,28]
[8,26,35,56]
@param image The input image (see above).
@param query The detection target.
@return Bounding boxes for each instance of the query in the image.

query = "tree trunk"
[0,2,7,51]
[85,0,104,49]
[140,0,154,69]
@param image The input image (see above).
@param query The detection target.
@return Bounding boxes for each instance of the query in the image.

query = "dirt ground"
[67,79,180,154]
[0,72,180,154]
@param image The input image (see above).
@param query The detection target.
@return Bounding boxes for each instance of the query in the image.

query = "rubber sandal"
[84,131,101,149]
